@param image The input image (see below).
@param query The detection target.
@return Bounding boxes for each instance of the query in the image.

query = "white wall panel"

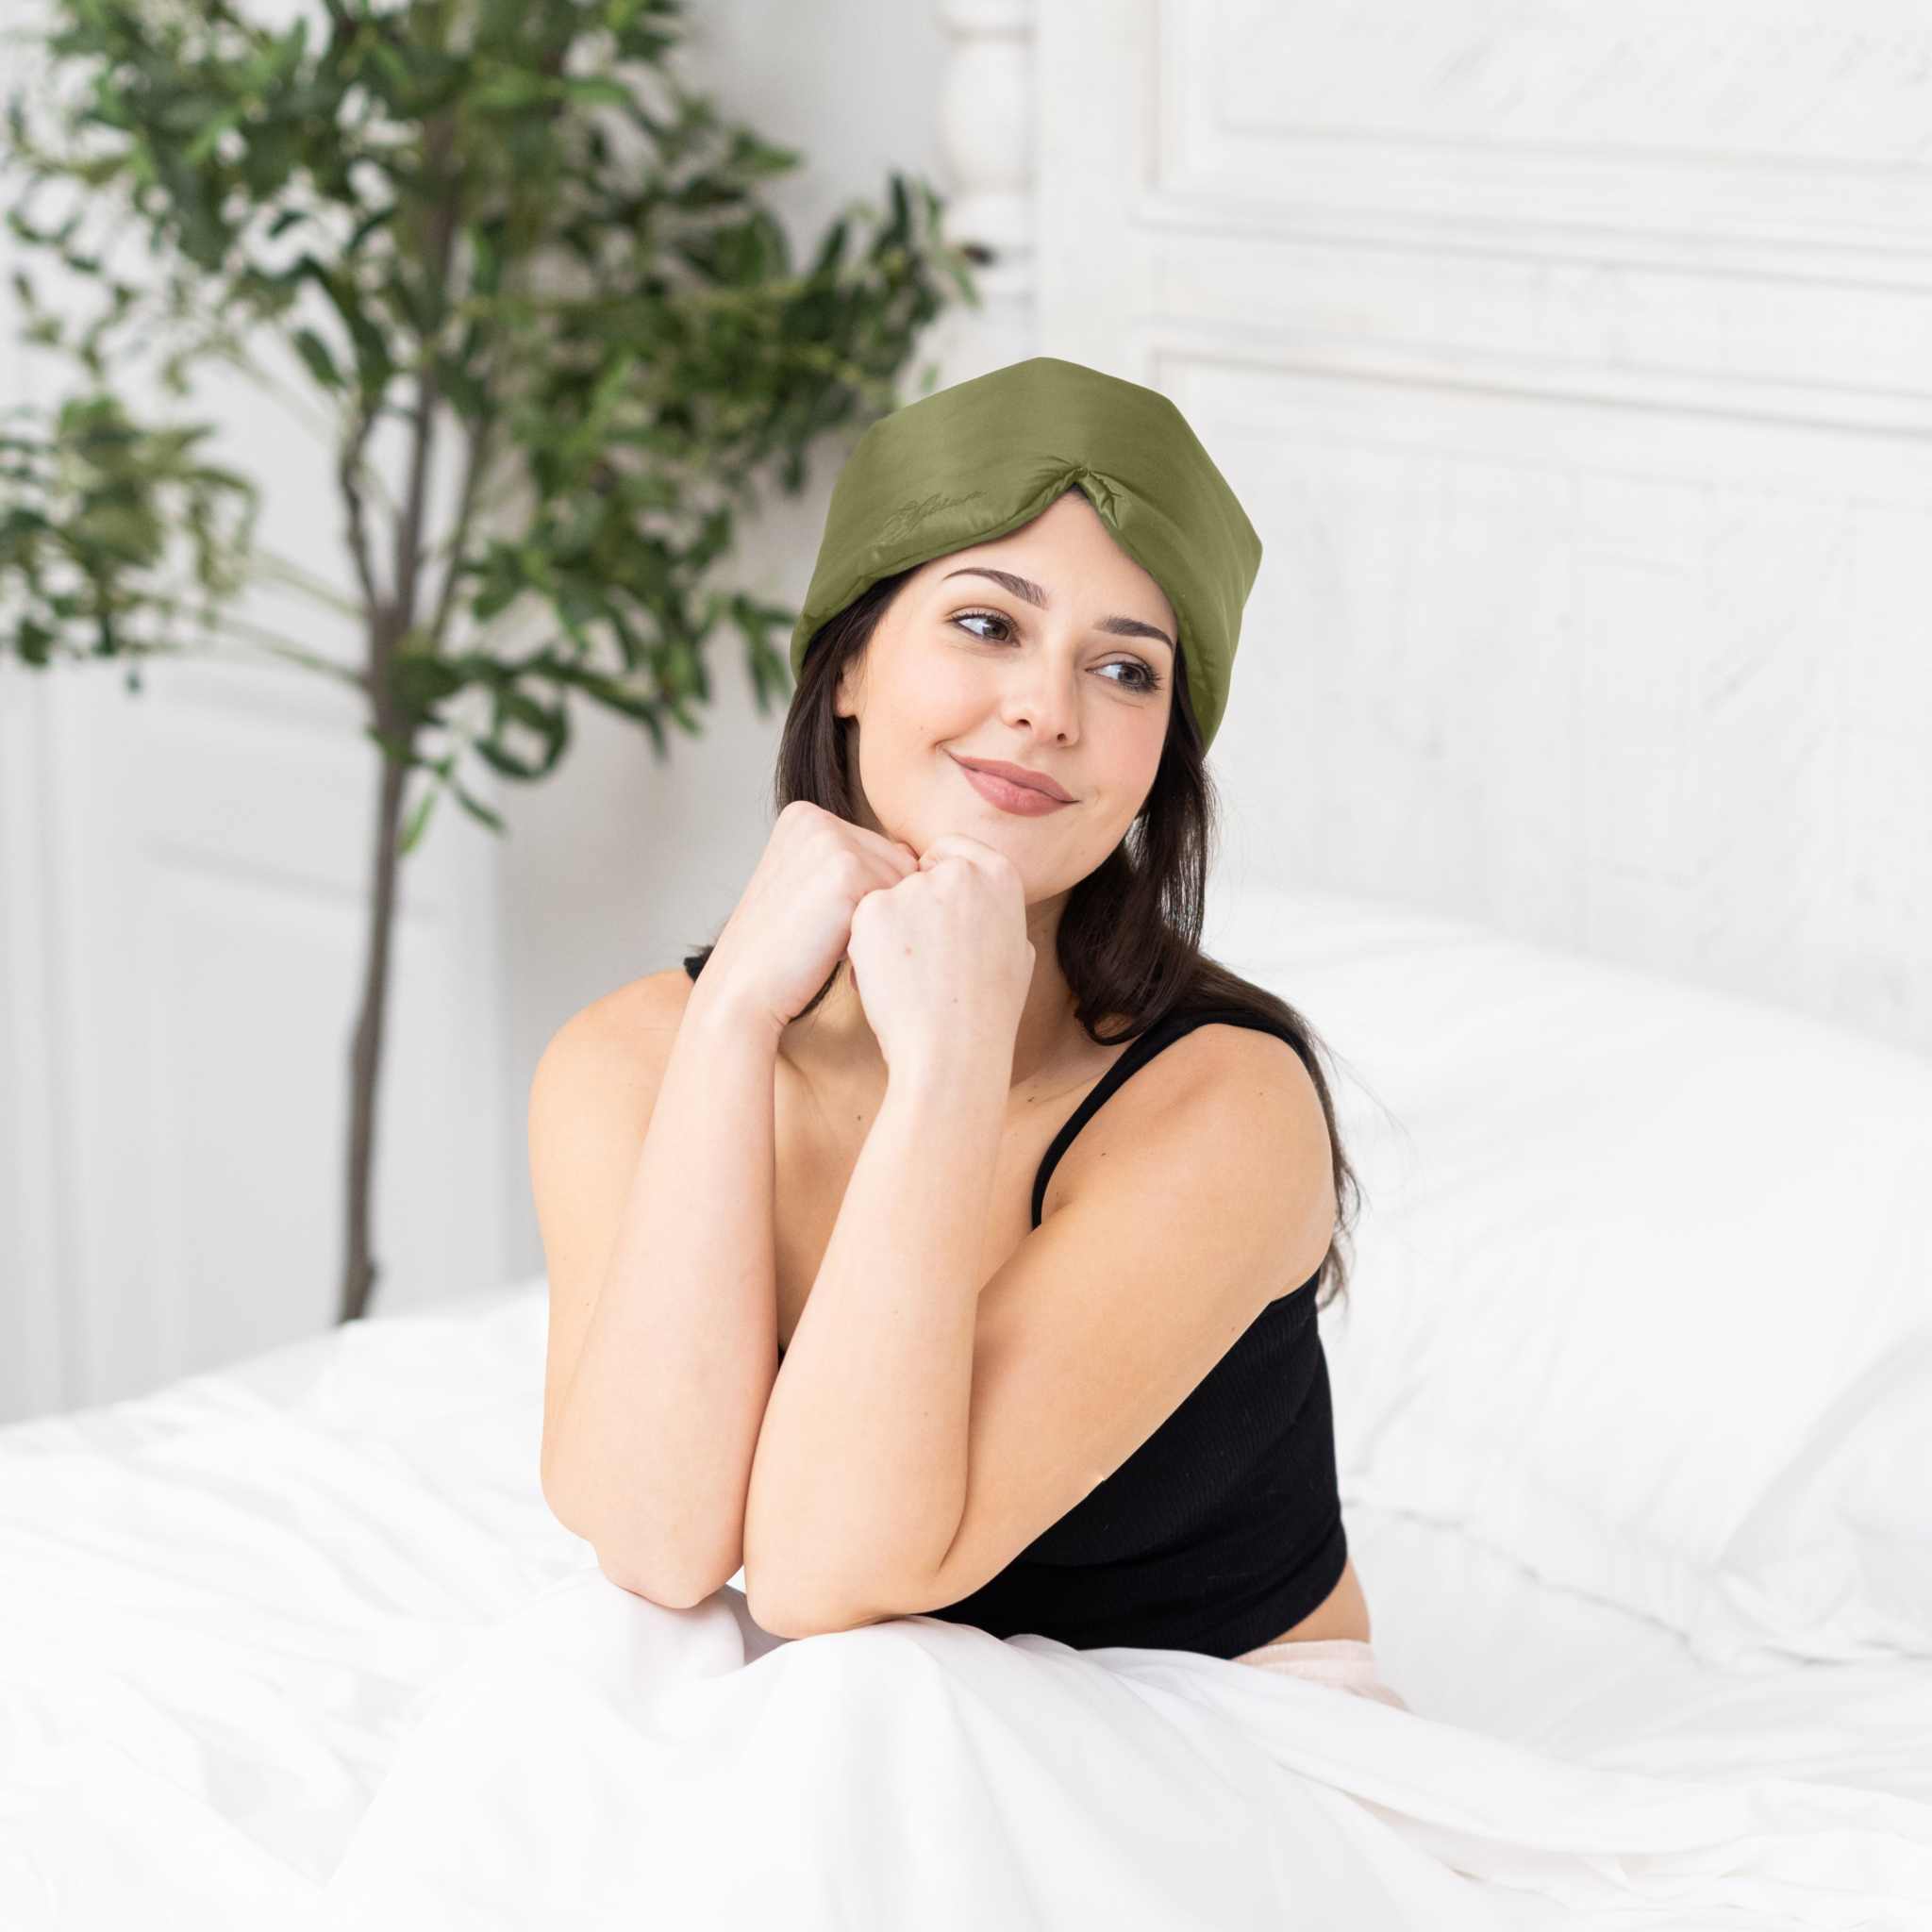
[1040,0,1932,1054]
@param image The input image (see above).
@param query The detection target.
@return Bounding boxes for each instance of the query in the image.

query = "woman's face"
[833,491,1177,899]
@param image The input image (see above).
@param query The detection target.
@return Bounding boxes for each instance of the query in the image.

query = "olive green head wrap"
[790,356,1263,753]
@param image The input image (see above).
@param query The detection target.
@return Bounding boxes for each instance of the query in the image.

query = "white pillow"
[1202,884,1932,1667]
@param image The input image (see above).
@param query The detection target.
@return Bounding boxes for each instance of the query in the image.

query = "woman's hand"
[699,801,920,1035]
[844,834,1036,1078]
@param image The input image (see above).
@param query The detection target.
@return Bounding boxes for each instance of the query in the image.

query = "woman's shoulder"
[1119,1014,1329,1188]
[546,967,696,1071]
[611,964,700,1036]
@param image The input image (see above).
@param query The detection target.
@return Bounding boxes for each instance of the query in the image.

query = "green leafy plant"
[2,0,982,1324]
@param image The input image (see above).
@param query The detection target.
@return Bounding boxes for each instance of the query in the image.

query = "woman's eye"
[950,611,1162,695]
[952,609,1011,644]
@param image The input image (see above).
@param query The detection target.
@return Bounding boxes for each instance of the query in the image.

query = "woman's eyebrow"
[939,566,1174,654]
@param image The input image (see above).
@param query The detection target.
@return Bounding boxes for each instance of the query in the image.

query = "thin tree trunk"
[341,613,415,1325]
[339,124,457,1324]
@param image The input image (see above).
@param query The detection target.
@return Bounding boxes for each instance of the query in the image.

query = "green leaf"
[564,77,631,109]
[451,780,507,833]
[291,327,342,391]
[397,780,440,857]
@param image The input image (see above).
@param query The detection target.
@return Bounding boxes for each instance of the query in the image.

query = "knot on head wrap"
[790,356,1262,752]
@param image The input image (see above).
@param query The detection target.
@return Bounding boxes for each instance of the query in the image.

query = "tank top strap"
[1030,1007,1301,1229]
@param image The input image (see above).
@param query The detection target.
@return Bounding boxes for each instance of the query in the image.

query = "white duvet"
[6,890,1931,1927]
[2,1284,1927,1930]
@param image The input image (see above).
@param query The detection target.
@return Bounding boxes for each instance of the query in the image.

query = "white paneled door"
[0,654,509,1423]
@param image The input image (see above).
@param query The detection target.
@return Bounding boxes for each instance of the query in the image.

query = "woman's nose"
[1001,660,1080,741]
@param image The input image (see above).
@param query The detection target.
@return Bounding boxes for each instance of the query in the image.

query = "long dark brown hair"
[687,491,1363,1308]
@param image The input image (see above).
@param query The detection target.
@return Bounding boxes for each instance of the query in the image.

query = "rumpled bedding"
[2,1283,1927,1929]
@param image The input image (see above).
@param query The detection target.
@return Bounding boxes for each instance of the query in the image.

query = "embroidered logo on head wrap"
[877,489,985,545]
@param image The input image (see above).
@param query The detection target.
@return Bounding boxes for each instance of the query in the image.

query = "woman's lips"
[952,757,1074,816]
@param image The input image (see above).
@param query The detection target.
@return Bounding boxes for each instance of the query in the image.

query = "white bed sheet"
[2,1282,1927,1928]
[1351,1507,1932,1811]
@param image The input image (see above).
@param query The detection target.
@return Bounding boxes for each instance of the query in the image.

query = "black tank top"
[681,952,1347,1659]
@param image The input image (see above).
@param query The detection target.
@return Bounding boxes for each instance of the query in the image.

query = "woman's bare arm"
[741,1046,1008,1632]
[532,967,784,1606]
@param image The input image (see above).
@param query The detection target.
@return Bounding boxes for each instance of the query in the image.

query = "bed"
[4,887,1928,1928]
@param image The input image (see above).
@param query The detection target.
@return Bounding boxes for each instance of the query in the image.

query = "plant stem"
[340,613,412,1324]
[338,129,464,1324]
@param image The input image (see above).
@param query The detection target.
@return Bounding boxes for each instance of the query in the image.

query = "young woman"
[532,356,1407,1714]
[340,359,1890,1923]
